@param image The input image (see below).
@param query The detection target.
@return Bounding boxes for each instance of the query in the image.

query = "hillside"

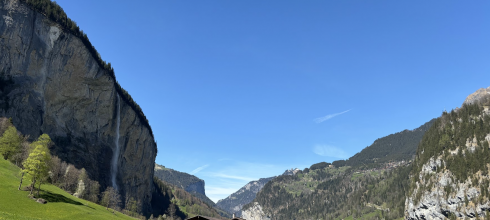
[151,178,227,220]
[0,158,135,220]
[241,119,436,219]
[406,92,490,219]
[332,119,435,169]
[154,164,206,196]
[153,164,231,217]
[216,177,275,216]
[242,165,408,220]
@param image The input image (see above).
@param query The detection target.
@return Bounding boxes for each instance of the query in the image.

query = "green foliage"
[243,164,409,220]
[154,165,203,194]
[0,157,135,219]
[0,126,21,161]
[152,177,226,219]
[310,162,331,170]
[22,134,52,195]
[154,164,230,216]
[335,119,435,169]
[411,102,490,196]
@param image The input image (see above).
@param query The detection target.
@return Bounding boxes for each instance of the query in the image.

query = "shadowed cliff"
[0,0,156,214]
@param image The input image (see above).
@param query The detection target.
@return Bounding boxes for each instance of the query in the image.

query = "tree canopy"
[22,134,52,195]
[0,126,21,161]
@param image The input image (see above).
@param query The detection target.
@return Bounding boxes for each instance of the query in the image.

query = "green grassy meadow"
[0,158,135,220]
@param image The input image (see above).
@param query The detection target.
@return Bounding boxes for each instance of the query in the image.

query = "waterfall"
[111,94,121,190]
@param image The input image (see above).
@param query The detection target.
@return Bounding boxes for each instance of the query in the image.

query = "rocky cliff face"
[242,202,271,220]
[464,87,490,105]
[0,0,156,213]
[217,177,274,216]
[405,88,490,219]
[154,164,206,196]
[406,156,490,219]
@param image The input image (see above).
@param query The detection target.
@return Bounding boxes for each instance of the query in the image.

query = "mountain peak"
[282,168,301,176]
[463,86,490,105]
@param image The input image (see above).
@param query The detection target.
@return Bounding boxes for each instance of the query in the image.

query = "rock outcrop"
[464,87,490,105]
[154,164,206,196]
[406,89,490,219]
[282,168,300,176]
[405,156,490,219]
[217,177,274,216]
[242,202,271,220]
[0,0,156,213]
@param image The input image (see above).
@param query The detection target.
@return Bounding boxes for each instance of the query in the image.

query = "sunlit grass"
[0,158,135,220]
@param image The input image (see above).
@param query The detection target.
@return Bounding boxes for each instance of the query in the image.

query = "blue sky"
[55,0,490,202]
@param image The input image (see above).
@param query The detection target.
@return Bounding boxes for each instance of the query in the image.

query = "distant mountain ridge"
[216,177,275,216]
[154,164,205,195]
[153,164,231,217]
[241,118,436,219]
[332,119,435,169]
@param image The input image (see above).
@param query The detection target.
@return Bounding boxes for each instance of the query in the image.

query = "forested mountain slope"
[154,164,206,196]
[406,92,490,219]
[242,165,410,220]
[151,178,227,220]
[241,119,436,220]
[154,164,231,218]
[333,119,434,169]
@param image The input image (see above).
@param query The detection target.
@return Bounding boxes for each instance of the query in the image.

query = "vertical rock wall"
[0,0,156,213]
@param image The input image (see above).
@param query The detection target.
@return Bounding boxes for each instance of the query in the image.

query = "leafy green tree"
[20,134,52,196]
[0,126,21,161]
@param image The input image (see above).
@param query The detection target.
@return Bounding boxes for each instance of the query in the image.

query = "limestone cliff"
[242,202,271,220]
[406,156,490,219]
[217,177,274,216]
[154,164,206,197]
[406,88,490,219]
[0,0,156,213]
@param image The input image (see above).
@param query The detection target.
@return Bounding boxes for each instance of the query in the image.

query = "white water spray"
[111,94,121,190]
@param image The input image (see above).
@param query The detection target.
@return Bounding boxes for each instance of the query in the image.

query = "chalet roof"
[185,215,224,220]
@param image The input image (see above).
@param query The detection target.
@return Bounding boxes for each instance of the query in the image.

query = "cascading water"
[111,94,121,190]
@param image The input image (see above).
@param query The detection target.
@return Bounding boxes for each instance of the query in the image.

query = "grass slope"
[0,158,134,220]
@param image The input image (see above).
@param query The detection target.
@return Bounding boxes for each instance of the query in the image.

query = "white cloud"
[314,109,351,123]
[190,164,209,174]
[313,145,348,159]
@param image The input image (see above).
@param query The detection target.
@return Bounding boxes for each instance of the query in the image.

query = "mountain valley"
[0,0,488,220]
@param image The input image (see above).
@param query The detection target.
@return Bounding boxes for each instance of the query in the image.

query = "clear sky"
[55,0,490,202]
